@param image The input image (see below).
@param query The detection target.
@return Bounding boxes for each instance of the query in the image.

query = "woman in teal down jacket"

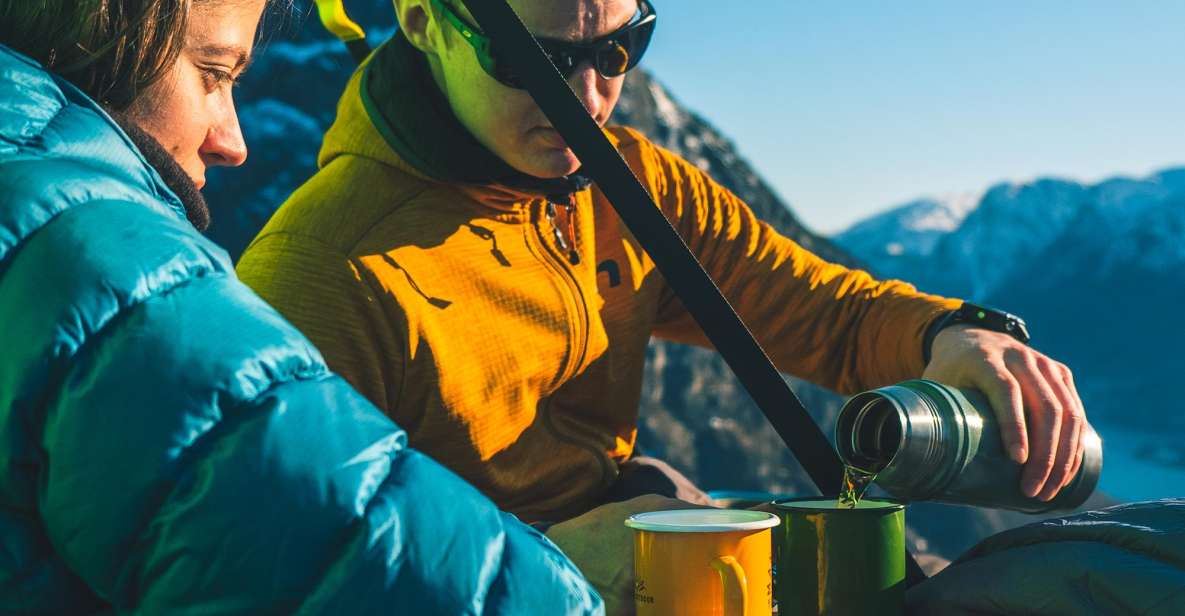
[0,1,602,614]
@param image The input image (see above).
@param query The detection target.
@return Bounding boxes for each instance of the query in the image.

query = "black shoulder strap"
[459,0,841,498]
[459,0,926,585]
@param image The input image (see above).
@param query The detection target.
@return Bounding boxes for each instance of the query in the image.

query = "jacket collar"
[0,44,189,225]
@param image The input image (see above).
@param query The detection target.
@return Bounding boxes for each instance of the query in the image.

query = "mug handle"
[711,556,749,616]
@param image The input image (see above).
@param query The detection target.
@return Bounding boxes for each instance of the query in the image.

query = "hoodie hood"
[319,32,591,212]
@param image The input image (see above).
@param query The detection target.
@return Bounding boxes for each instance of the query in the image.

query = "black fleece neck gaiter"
[106,108,211,231]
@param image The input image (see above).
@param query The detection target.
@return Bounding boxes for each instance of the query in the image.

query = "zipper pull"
[546,201,569,253]
[545,197,581,265]
[562,198,580,265]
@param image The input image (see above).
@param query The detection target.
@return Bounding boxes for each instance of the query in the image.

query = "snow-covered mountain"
[835,193,978,282]
[1067,170,1185,277]
[835,167,1185,429]
[987,169,1185,427]
[922,179,1090,300]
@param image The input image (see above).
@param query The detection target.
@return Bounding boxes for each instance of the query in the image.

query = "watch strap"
[923,302,1031,364]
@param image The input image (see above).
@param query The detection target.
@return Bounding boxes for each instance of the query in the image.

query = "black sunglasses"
[431,0,657,89]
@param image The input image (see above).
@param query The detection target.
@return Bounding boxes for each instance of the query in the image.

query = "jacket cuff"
[921,309,958,366]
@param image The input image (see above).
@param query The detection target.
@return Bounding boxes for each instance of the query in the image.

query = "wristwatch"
[923,302,1031,364]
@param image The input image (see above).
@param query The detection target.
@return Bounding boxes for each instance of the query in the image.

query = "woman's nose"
[199,107,248,168]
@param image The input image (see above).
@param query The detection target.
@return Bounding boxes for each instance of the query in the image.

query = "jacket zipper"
[527,198,614,496]
[535,197,591,386]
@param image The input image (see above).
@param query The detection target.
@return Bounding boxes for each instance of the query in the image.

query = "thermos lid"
[624,509,781,532]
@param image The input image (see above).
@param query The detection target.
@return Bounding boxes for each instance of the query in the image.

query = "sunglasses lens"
[596,40,631,77]
[597,18,655,78]
[623,19,655,71]
[482,6,656,88]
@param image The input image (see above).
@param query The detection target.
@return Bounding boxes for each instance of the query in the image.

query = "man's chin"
[521,149,582,179]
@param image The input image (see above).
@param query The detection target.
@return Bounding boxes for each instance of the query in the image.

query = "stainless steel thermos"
[835,379,1103,513]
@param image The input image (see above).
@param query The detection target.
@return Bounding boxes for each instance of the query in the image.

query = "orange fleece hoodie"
[237,38,961,522]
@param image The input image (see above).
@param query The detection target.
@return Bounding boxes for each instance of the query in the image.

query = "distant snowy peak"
[833,192,981,281]
[834,166,1185,301]
[1084,173,1184,227]
[910,192,981,231]
[884,194,976,232]
[1049,172,1185,277]
[973,177,1087,224]
[924,178,1090,299]
[839,191,978,238]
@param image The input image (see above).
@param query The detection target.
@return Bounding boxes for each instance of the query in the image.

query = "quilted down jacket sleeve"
[0,196,601,616]
[0,45,601,616]
[907,499,1185,615]
[0,194,600,616]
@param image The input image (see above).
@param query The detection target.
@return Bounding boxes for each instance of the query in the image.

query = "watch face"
[1009,317,1032,344]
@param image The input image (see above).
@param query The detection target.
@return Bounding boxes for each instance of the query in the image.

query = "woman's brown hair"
[0,0,209,110]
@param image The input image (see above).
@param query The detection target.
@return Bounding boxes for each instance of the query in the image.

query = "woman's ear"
[393,0,441,54]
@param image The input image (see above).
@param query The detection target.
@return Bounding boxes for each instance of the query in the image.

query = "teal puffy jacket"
[0,44,602,615]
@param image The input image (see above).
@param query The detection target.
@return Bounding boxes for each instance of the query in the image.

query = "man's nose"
[199,106,248,168]
[567,61,608,123]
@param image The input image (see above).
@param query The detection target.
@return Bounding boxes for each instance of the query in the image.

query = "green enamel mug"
[772,498,905,616]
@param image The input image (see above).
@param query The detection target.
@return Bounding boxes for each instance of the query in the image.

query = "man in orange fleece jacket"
[237,0,1089,610]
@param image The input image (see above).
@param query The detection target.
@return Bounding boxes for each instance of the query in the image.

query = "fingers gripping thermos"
[835,379,1103,513]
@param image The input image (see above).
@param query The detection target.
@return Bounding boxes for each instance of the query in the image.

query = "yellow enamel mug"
[625,509,780,616]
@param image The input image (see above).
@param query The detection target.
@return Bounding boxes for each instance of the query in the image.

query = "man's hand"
[923,325,1086,501]
[546,495,709,616]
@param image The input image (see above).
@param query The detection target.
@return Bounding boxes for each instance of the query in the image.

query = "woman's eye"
[201,68,235,90]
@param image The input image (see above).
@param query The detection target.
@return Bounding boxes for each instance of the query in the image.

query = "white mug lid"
[624,509,780,533]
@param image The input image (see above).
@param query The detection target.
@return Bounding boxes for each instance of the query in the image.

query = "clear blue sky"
[639,1,1185,233]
